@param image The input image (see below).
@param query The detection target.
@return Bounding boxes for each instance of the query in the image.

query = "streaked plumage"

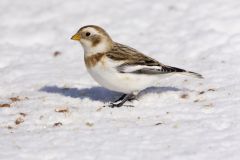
[71,25,203,107]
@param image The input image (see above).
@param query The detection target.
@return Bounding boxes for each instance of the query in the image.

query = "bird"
[71,25,203,108]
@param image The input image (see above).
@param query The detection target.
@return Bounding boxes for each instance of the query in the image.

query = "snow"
[1,0,240,159]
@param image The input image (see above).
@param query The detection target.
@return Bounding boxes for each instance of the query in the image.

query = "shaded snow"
[1,0,240,159]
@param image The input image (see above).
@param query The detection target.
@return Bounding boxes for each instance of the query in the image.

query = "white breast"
[86,57,160,94]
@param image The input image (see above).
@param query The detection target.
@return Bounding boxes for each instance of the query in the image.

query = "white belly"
[86,59,160,94]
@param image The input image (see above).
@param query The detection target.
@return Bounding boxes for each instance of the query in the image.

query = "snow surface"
[1,0,240,159]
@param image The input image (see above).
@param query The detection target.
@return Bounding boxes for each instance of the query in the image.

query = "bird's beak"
[71,33,81,41]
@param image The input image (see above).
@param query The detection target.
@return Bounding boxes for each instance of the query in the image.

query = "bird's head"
[71,25,113,54]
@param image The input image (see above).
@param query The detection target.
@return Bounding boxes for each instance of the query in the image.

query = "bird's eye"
[86,32,91,37]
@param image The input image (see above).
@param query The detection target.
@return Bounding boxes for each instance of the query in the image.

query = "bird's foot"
[104,93,136,108]
[114,94,137,103]
[103,102,134,108]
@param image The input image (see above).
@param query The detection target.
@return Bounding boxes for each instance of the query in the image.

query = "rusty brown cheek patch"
[85,53,105,68]
[92,36,101,47]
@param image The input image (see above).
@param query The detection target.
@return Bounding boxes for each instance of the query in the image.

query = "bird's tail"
[181,71,203,79]
[163,66,203,79]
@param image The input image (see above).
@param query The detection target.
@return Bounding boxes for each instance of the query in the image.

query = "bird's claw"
[103,103,134,108]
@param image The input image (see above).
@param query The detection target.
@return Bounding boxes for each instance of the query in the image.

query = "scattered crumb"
[166,112,170,114]
[15,117,24,125]
[204,103,214,107]
[53,51,62,57]
[55,107,69,113]
[53,122,63,127]
[137,116,141,120]
[96,107,102,112]
[39,115,44,120]
[180,93,189,99]
[199,91,205,95]
[10,96,21,102]
[155,122,163,126]
[85,122,94,127]
[208,88,216,92]
[183,79,188,82]
[19,112,27,117]
[7,126,14,129]
[24,97,29,100]
[194,99,199,103]
[0,103,11,108]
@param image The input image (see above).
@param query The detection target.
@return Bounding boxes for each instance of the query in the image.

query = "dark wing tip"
[162,66,186,73]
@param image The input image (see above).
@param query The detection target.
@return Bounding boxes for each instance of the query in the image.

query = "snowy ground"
[1,0,240,159]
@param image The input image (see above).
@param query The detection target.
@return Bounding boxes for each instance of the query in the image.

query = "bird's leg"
[108,93,135,108]
[114,94,127,103]
[126,94,137,102]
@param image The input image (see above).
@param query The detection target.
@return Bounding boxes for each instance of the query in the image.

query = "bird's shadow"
[39,85,180,102]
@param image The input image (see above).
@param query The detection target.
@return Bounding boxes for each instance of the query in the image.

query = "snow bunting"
[71,25,203,108]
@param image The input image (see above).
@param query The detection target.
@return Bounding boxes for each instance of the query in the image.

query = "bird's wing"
[107,42,162,65]
[117,64,187,75]
[106,43,182,74]
[106,42,203,78]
